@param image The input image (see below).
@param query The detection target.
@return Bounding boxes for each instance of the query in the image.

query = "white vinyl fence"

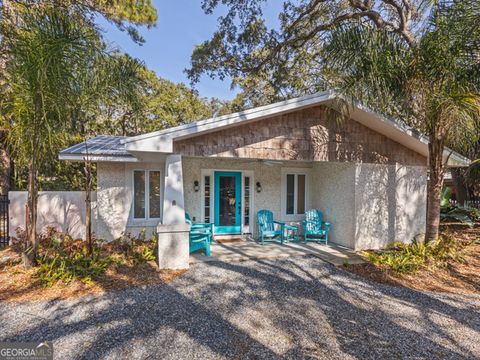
[8,191,96,240]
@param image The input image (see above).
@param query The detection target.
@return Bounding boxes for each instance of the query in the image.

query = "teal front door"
[214,171,241,234]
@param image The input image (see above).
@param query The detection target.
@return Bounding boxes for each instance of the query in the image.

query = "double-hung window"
[134,170,161,219]
[285,173,306,215]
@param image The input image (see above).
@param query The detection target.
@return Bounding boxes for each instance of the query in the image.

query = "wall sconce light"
[256,181,262,193]
[194,180,200,192]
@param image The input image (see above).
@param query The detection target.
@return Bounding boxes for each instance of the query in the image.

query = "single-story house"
[59,91,469,263]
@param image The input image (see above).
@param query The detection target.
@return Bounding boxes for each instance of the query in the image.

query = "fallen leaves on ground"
[0,256,185,302]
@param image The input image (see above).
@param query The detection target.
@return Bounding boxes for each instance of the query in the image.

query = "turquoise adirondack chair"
[189,231,211,256]
[186,213,213,234]
[303,209,330,244]
[257,210,285,244]
[186,213,212,256]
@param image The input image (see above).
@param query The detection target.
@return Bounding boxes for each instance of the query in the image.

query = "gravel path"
[1,255,479,359]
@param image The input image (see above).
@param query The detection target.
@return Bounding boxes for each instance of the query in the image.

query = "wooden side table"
[284,224,300,242]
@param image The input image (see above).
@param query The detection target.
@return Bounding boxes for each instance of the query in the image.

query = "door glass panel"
[204,175,211,223]
[219,176,237,226]
[244,176,250,226]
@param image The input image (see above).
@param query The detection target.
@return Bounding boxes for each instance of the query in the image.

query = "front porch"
[190,236,364,266]
[181,156,428,251]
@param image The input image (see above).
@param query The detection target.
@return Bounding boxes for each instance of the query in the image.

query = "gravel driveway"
[1,255,479,359]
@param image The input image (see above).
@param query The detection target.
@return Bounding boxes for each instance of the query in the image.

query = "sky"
[97,0,281,101]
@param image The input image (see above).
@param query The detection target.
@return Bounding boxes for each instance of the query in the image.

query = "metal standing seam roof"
[59,135,132,158]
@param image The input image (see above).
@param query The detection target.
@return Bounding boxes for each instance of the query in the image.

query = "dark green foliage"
[441,207,480,226]
[365,235,467,274]
[19,228,158,286]
[440,185,480,226]
[32,229,111,286]
[1,3,210,192]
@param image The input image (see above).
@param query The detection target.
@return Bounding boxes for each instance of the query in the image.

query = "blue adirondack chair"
[189,230,211,256]
[303,209,330,244]
[185,213,213,234]
[257,210,285,244]
[186,213,212,256]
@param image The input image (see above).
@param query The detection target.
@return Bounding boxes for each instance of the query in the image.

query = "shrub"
[364,234,466,274]
[23,228,158,287]
[34,229,111,286]
[105,230,157,265]
[440,207,480,226]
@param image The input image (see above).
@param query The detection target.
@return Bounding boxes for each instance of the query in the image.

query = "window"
[134,171,146,218]
[204,175,211,223]
[285,173,306,215]
[133,170,161,219]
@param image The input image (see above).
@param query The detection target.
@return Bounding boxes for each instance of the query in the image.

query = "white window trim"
[133,169,162,221]
[281,168,310,221]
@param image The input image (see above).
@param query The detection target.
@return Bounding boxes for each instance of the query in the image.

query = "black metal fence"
[0,195,9,247]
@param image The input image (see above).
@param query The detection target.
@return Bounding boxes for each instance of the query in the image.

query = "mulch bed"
[343,226,480,295]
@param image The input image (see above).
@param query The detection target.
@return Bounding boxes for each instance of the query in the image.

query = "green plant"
[17,228,159,287]
[441,207,480,226]
[131,232,157,265]
[440,187,453,209]
[34,230,111,286]
[365,234,466,274]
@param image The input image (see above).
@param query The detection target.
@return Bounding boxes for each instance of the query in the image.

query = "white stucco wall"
[8,191,95,240]
[96,160,165,240]
[354,163,427,250]
[96,162,127,240]
[162,154,186,225]
[311,162,356,248]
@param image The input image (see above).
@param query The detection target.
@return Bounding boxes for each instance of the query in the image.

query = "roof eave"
[122,90,337,148]
[58,153,138,162]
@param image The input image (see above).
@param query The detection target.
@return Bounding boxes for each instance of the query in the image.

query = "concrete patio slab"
[190,237,364,266]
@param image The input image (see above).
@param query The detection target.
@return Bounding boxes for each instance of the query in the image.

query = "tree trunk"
[23,159,38,268]
[0,130,11,195]
[84,159,93,256]
[425,137,445,242]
